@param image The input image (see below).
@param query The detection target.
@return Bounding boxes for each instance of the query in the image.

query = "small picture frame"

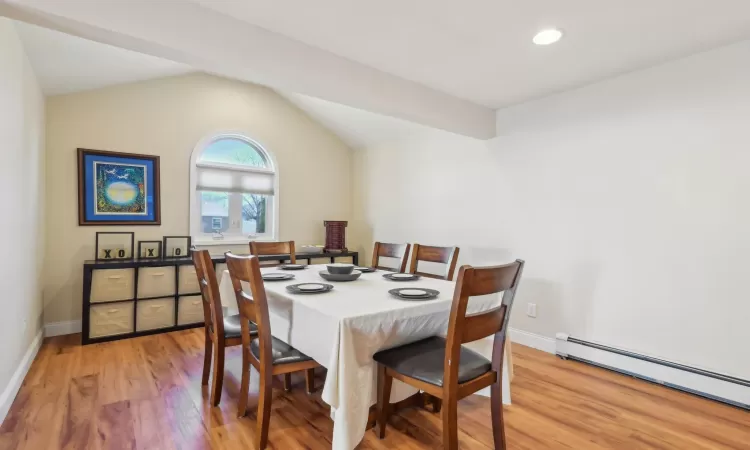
[163,236,192,258]
[137,240,162,259]
[95,232,135,260]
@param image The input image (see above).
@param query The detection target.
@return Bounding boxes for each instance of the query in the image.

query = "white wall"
[352,39,750,379]
[0,18,45,415]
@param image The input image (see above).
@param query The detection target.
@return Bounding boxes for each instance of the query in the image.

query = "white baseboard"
[44,320,81,337]
[556,334,750,409]
[510,327,556,354]
[0,329,43,424]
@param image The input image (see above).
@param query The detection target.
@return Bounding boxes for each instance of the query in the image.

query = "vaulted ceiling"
[281,93,431,149]
[13,20,418,150]
[191,0,750,108]
[4,0,750,141]
[14,22,192,95]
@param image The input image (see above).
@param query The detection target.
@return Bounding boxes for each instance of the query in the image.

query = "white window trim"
[189,132,280,246]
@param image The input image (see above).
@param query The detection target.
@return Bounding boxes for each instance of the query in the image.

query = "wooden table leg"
[506,339,514,383]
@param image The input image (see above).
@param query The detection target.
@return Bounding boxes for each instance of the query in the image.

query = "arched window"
[190,134,278,244]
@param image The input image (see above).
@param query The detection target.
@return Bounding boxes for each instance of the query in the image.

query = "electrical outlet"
[526,303,537,318]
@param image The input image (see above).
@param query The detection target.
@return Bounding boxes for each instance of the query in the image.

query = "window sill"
[193,236,276,247]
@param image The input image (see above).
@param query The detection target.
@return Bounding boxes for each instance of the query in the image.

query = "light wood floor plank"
[95,400,137,450]
[3,329,748,449]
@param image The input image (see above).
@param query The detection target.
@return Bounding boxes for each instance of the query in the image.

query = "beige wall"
[45,73,353,324]
[0,19,45,404]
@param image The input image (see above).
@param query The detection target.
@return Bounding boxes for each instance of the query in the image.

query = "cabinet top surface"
[84,251,358,268]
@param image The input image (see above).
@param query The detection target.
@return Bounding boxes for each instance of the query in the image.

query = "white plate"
[263,273,289,279]
[390,273,415,279]
[285,264,304,268]
[399,289,429,297]
[297,283,327,291]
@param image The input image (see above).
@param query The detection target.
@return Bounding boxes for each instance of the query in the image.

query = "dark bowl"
[319,270,362,282]
[327,263,355,275]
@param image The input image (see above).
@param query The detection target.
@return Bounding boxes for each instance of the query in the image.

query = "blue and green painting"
[94,162,148,215]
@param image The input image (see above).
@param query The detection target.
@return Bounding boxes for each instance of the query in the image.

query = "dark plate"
[382,273,421,281]
[286,282,334,294]
[280,264,307,270]
[354,266,377,273]
[262,272,295,281]
[388,288,440,301]
[319,270,362,282]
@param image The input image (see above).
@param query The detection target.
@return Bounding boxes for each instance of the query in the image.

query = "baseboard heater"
[555,333,750,411]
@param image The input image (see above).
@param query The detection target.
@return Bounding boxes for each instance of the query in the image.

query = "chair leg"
[210,342,225,407]
[375,364,392,439]
[201,331,212,386]
[432,397,442,413]
[305,368,315,394]
[490,372,507,450]
[442,399,458,450]
[237,349,251,418]
[283,373,292,392]
[257,370,273,450]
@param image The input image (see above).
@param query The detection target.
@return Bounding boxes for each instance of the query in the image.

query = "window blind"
[196,163,275,195]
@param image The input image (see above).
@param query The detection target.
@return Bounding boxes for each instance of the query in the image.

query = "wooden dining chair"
[408,244,460,281]
[249,240,296,264]
[192,249,258,407]
[225,252,321,450]
[371,242,411,272]
[373,259,525,450]
[248,240,299,390]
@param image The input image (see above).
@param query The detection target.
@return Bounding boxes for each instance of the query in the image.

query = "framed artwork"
[77,148,161,225]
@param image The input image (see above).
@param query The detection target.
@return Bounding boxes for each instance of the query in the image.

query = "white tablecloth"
[217,265,510,450]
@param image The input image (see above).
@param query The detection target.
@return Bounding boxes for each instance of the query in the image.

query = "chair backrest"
[443,260,525,384]
[371,242,411,272]
[191,249,225,339]
[225,252,274,365]
[249,241,296,264]
[408,244,460,281]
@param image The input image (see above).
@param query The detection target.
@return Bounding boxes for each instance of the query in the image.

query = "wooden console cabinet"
[81,251,359,344]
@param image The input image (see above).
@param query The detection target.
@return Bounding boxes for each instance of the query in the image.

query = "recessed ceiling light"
[533,28,563,45]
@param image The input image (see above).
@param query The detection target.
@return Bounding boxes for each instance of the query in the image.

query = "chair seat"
[373,336,491,386]
[250,336,314,365]
[223,314,258,339]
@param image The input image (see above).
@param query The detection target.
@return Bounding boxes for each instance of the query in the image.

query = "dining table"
[217,264,511,450]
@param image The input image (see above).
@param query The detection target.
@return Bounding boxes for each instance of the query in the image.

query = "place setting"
[388,287,440,301]
[286,282,334,294]
[262,272,295,281]
[279,263,307,270]
[382,272,420,281]
[319,263,362,281]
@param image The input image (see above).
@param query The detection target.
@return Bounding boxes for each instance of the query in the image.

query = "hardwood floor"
[1,329,747,449]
